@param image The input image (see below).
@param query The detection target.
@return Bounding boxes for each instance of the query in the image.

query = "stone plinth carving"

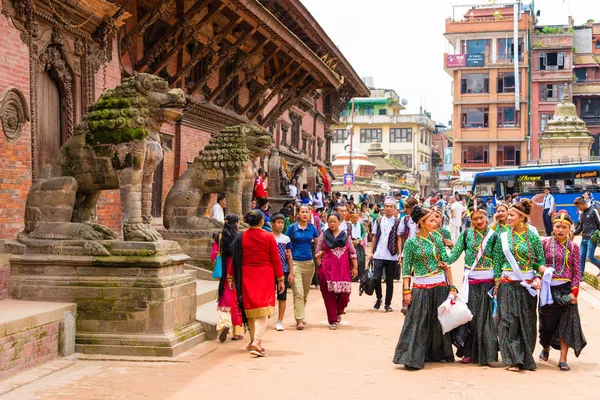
[20,74,186,246]
[7,240,204,356]
[540,89,594,162]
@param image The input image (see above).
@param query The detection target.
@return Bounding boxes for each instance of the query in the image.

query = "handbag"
[212,234,223,279]
[359,259,376,296]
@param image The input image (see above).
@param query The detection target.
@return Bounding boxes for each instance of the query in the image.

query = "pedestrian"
[490,203,510,234]
[315,212,359,329]
[494,199,546,372]
[289,178,298,198]
[213,214,244,342]
[210,194,226,223]
[369,197,402,313]
[449,195,466,242]
[447,199,499,365]
[300,184,312,204]
[349,211,367,281]
[286,204,320,330]
[485,197,495,224]
[270,213,294,332]
[314,184,325,211]
[253,168,268,200]
[392,206,457,370]
[231,210,285,357]
[534,187,555,236]
[254,197,272,232]
[573,196,600,276]
[431,205,453,249]
[395,193,406,219]
[319,211,328,232]
[539,211,587,371]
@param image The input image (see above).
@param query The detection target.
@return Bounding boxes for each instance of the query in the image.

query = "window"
[540,113,553,132]
[390,128,412,142]
[581,98,600,123]
[360,128,382,143]
[379,108,387,115]
[420,132,424,144]
[497,145,520,166]
[498,106,520,128]
[332,129,349,143]
[461,107,489,128]
[540,84,565,102]
[362,106,374,116]
[575,68,587,82]
[392,154,412,168]
[462,144,489,164]
[539,52,565,70]
[497,72,519,93]
[596,40,600,49]
[317,142,323,160]
[498,38,524,62]
[461,39,491,59]
[461,73,489,94]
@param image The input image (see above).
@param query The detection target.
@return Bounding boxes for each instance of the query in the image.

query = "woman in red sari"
[231,210,285,357]
[315,212,358,329]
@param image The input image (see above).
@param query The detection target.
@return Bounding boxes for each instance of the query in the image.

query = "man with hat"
[368,196,403,312]
[253,168,268,200]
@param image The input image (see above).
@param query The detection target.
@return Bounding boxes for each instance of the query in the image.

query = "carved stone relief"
[0,88,30,143]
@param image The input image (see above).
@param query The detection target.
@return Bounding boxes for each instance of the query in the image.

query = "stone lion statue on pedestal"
[21,74,186,243]
[163,124,272,231]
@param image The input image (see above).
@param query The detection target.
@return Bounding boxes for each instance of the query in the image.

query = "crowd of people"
[208,173,588,372]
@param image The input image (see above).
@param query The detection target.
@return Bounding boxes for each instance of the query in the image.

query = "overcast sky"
[302,0,600,125]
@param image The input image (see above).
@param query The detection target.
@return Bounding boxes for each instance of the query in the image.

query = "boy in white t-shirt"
[272,213,294,331]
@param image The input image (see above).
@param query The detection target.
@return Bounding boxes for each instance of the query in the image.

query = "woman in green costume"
[392,206,457,370]
[431,205,453,249]
[447,198,500,365]
[494,198,547,372]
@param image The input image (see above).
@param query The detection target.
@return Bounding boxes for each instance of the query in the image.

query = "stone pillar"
[267,149,281,196]
[307,165,317,193]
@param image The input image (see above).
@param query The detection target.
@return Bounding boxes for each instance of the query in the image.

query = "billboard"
[443,147,453,172]
[466,53,485,67]
[446,54,466,68]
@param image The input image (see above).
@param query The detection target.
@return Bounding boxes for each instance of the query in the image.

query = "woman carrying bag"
[447,199,500,365]
[392,206,457,370]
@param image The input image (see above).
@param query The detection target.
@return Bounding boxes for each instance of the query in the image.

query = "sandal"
[506,366,521,372]
[218,326,230,343]
[246,343,253,351]
[539,349,549,362]
[329,323,337,330]
[296,321,304,330]
[558,362,570,371]
[250,344,267,357]
[231,335,244,341]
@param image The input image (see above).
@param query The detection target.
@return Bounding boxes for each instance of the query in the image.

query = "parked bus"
[471,163,600,221]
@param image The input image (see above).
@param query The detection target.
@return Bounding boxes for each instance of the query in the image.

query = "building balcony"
[339,114,435,129]
[444,53,525,75]
[531,33,574,49]
[445,16,530,35]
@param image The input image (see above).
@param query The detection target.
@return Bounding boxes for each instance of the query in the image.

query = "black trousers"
[373,259,396,306]
[542,208,552,236]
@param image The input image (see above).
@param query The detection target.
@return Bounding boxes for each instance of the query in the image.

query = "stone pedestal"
[6,240,204,356]
[540,136,594,162]
[158,229,217,270]
[269,195,295,214]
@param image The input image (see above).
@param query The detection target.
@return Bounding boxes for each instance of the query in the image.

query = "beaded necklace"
[417,234,440,274]
[551,237,571,275]
[473,228,488,267]
[512,228,532,270]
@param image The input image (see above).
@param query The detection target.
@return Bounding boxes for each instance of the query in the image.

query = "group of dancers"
[393,197,587,372]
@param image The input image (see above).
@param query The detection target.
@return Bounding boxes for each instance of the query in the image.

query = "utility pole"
[348,98,355,177]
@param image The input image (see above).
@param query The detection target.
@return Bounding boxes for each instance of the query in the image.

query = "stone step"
[195,279,219,307]
[196,300,218,340]
[0,299,76,380]
[184,264,215,280]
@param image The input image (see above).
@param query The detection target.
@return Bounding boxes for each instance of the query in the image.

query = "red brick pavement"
[3,260,600,400]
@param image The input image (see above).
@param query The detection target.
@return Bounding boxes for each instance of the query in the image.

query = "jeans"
[373,259,396,306]
[580,238,600,276]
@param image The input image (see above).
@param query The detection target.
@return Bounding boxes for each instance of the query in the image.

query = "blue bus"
[471,163,600,221]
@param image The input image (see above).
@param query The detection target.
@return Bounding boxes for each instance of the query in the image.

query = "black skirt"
[393,285,455,369]
[497,281,538,370]
[539,282,587,357]
[458,281,499,365]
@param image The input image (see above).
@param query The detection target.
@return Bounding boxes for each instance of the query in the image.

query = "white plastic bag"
[437,294,473,334]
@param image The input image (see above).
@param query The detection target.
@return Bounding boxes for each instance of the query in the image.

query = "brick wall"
[0,321,59,380]
[0,13,32,240]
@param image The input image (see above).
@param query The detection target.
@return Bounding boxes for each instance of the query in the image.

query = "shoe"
[329,323,337,330]
[385,305,393,313]
[275,321,284,331]
[461,357,471,364]
[218,326,230,343]
[336,314,342,323]
[401,306,408,315]
[374,299,382,310]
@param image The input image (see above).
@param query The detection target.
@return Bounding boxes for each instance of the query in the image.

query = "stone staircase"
[184,265,220,340]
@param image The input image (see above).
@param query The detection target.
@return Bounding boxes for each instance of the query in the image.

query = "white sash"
[462,229,495,303]
[539,267,555,306]
[500,232,538,297]
[413,274,446,285]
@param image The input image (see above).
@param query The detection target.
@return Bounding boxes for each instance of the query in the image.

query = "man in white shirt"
[449,196,465,242]
[534,187,555,236]
[289,178,298,198]
[313,185,325,211]
[210,194,226,223]
[368,197,402,313]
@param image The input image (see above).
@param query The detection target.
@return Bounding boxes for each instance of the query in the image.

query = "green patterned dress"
[491,222,510,235]
[433,226,452,247]
[447,228,500,365]
[393,234,454,369]
[494,229,546,371]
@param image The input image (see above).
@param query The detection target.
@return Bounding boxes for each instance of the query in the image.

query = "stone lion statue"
[163,124,272,230]
[21,73,186,242]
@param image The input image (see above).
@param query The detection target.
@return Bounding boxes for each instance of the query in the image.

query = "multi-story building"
[331,87,435,195]
[444,3,534,173]
[531,25,574,160]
